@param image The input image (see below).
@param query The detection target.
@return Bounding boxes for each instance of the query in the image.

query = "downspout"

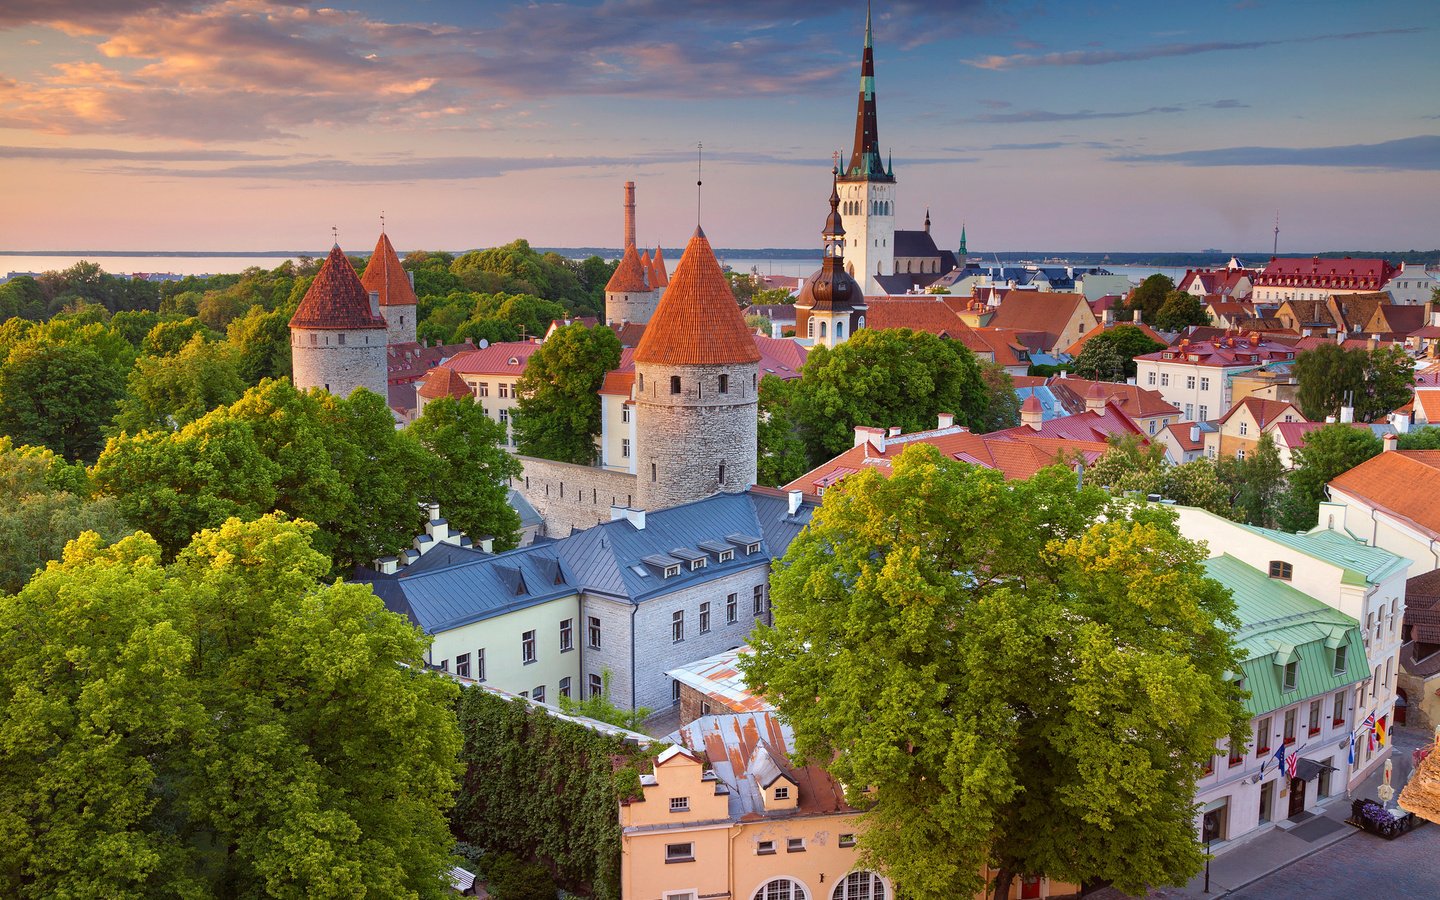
[630,602,639,710]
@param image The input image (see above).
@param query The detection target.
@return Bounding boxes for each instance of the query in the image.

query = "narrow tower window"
[718,462,726,484]
[718,374,729,394]
[670,375,681,395]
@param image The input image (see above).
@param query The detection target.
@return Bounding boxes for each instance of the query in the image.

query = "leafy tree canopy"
[0,326,129,461]
[410,395,522,552]
[0,515,462,898]
[741,445,1247,899]
[1154,290,1211,332]
[756,374,809,487]
[512,323,621,465]
[1293,344,1414,423]
[112,333,246,433]
[1122,273,1176,324]
[1279,423,1381,531]
[1071,325,1164,381]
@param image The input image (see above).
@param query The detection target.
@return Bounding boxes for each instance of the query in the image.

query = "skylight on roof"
[629,565,650,577]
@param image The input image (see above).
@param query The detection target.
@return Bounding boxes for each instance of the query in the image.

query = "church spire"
[959,223,968,257]
[846,1,891,181]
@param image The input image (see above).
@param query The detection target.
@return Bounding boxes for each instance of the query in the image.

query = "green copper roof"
[1203,554,1365,717]
[1237,524,1410,587]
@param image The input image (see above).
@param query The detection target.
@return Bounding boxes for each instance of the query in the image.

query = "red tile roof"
[386,339,474,384]
[289,244,388,331]
[1255,256,1400,290]
[599,348,637,397]
[993,399,1146,443]
[1328,450,1440,539]
[1217,396,1303,429]
[611,321,647,348]
[1136,334,1297,368]
[416,366,472,400]
[987,292,1088,346]
[633,227,761,367]
[784,425,1109,494]
[605,244,651,293]
[444,341,542,376]
[1416,388,1440,423]
[361,232,418,307]
[1064,321,1167,357]
[652,246,669,287]
[1043,376,1179,420]
[754,334,808,380]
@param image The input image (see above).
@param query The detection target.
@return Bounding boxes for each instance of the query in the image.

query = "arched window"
[832,872,885,900]
[857,315,865,329]
[754,879,808,900]
[807,317,815,338]
[818,321,827,338]
[836,321,845,339]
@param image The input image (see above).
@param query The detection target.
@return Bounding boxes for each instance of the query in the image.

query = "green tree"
[1294,344,1412,423]
[1221,432,1287,527]
[977,360,1021,432]
[1154,290,1210,331]
[1399,427,1440,450]
[554,669,652,731]
[140,316,215,356]
[0,338,127,461]
[0,515,462,898]
[410,395,522,551]
[0,275,46,320]
[1123,273,1175,324]
[756,374,809,487]
[512,324,622,464]
[0,438,130,594]
[113,333,246,432]
[1278,423,1382,531]
[790,328,988,466]
[1085,434,1234,516]
[225,305,294,384]
[1071,324,1164,381]
[741,446,1246,899]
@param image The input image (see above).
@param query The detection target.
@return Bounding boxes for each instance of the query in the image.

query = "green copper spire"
[959,224,968,257]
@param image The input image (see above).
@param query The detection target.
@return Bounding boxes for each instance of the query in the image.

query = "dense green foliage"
[1154,290,1211,331]
[756,374,809,487]
[453,686,653,900]
[1278,424,1382,531]
[784,328,990,467]
[409,395,523,551]
[113,333,246,433]
[0,515,463,898]
[513,323,622,464]
[741,446,1248,899]
[1293,344,1414,423]
[0,437,130,594]
[1070,324,1164,380]
[1399,426,1440,449]
[1121,273,1176,324]
[93,380,519,569]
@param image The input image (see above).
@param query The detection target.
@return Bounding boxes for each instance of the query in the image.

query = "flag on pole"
[1361,711,1377,732]
[1271,744,1286,776]
[1361,710,1377,752]
[1348,730,1356,767]
[1286,750,1299,779]
[1375,717,1388,748]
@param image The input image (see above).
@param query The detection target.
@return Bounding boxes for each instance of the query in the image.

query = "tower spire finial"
[865,0,873,49]
[696,142,703,227]
[331,225,338,247]
[380,210,385,235]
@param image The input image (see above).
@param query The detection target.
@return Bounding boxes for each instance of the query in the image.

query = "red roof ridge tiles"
[633,227,761,367]
[361,232,418,307]
[605,244,651,293]
[289,244,388,331]
[416,366,471,400]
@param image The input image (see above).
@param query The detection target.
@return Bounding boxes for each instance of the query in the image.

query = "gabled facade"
[986,292,1097,356]
[1325,449,1440,577]
[1134,334,1298,423]
[1203,397,1305,461]
[1251,256,1401,305]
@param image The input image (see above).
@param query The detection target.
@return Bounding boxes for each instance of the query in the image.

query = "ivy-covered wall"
[452,687,655,899]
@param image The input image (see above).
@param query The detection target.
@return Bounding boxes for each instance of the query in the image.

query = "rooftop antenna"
[696,142,703,225]
[1273,212,1279,257]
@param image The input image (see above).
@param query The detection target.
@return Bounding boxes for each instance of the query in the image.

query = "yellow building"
[622,711,1077,900]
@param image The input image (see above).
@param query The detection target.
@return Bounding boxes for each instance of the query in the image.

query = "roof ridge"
[633,228,761,366]
[289,244,388,331]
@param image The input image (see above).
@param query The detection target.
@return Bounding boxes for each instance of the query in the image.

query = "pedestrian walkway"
[1129,725,1431,898]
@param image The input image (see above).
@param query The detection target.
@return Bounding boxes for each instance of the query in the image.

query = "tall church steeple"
[847,2,891,182]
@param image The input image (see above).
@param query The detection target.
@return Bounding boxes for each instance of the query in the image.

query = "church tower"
[838,3,895,296]
[605,181,659,326]
[361,228,418,345]
[794,171,865,348]
[633,227,760,511]
[289,243,389,399]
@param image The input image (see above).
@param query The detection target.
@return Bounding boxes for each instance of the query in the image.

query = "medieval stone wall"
[634,361,759,511]
[290,326,388,399]
[381,303,417,345]
[513,455,640,538]
[605,288,658,326]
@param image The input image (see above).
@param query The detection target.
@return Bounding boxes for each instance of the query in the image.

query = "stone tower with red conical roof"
[361,230,418,344]
[633,226,761,510]
[605,181,660,326]
[289,243,389,399]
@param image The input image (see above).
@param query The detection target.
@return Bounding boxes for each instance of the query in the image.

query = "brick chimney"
[623,181,637,250]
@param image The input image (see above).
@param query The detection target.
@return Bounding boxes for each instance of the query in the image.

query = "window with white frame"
[664,842,694,863]
[832,872,885,900]
[622,438,631,458]
[1187,375,1196,389]
[559,676,571,699]
[786,837,805,853]
[588,673,603,698]
[670,796,690,813]
[1333,690,1345,724]
[1199,404,1208,420]
[672,610,684,643]
[455,652,471,678]
[756,840,776,856]
[1161,373,1170,387]
[475,648,485,681]
[522,630,536,664]
[1200,377,1210,391]
[1334,644,1347,675]
[498,383,510,399]
[560,618,573,652]
[1147,371,1156,386]
[727,593,738,623]
[621,406,630,423]
[1282,660,1298,693]
[754,584,766,616]
[1239,421,1248,436]
[699,602,711,634]
[588,615,601,649]
[533,684,545,704]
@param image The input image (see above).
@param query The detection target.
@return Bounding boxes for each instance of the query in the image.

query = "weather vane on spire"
[380,211,385,234]
[331,225,338,246]
[696,142,703,225]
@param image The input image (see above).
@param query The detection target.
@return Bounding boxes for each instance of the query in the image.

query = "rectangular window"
[522,630,536,664]
[499,408,509,424]
[588,673,603,699]
[1334,644,1347,675]
[559,676,571,699]
[670,375,681,395]
[663,564,680,578]
[1283,708,1297,743]
[621,406,630,423]
[621,438,631,458]
[700,700,711,716]
[1201,377,1210,391]
[588,616,601,649]
[1333,690,1345,725]
[839,834,857,848]
[478,383,489,397]
[438,658,448,672]
[1283,660,1298,693]
[1255,716,1271,755]
[1147,371,1156,386]
[1199,405,1209,421]
[726,593,738,624]
[1161,373,1170,387]
[773,786,789,800]
[664,842,694,863]
[498,383,510,399]
[1308,699,1322,735]
[337,333,346,345]
[756,840,776,856]
[786,838,805,853]
[560,618,573,652]
[672,610,684,643]
[753,585,766,616]
[476,648,485,682]
[670,796,690,813]
[672,679,682,703]
[533,685,545,704]
[1185,403,1194,420]
[1187,375,1196,389]
[699,602,711,634]
[455,652,471,679]
[1258,780,1274,824]
[1269,560,1293,581]
[1239,421,1249,436]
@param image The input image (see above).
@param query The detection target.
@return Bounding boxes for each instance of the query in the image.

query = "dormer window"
[1268,560,1293,581]
[1334,644,1348,675]
[746,542,760,555]
[1283,659,1298,693]
[719,549,733,562]
[773,786,790,800]
[664,564,680,578]
[689,558,705,571]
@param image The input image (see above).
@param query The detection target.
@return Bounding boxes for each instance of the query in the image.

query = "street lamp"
[1204,838,1212,893]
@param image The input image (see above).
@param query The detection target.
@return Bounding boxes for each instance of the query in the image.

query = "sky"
[0,0,1437,254]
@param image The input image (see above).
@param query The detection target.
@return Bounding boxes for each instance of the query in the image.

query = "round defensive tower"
[361,230,418,345]
[633,226,760,511]
[604,181,659,325]
[289,243,390,399]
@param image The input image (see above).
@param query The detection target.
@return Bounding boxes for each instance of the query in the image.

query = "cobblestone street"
[1229,822,1440,899]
